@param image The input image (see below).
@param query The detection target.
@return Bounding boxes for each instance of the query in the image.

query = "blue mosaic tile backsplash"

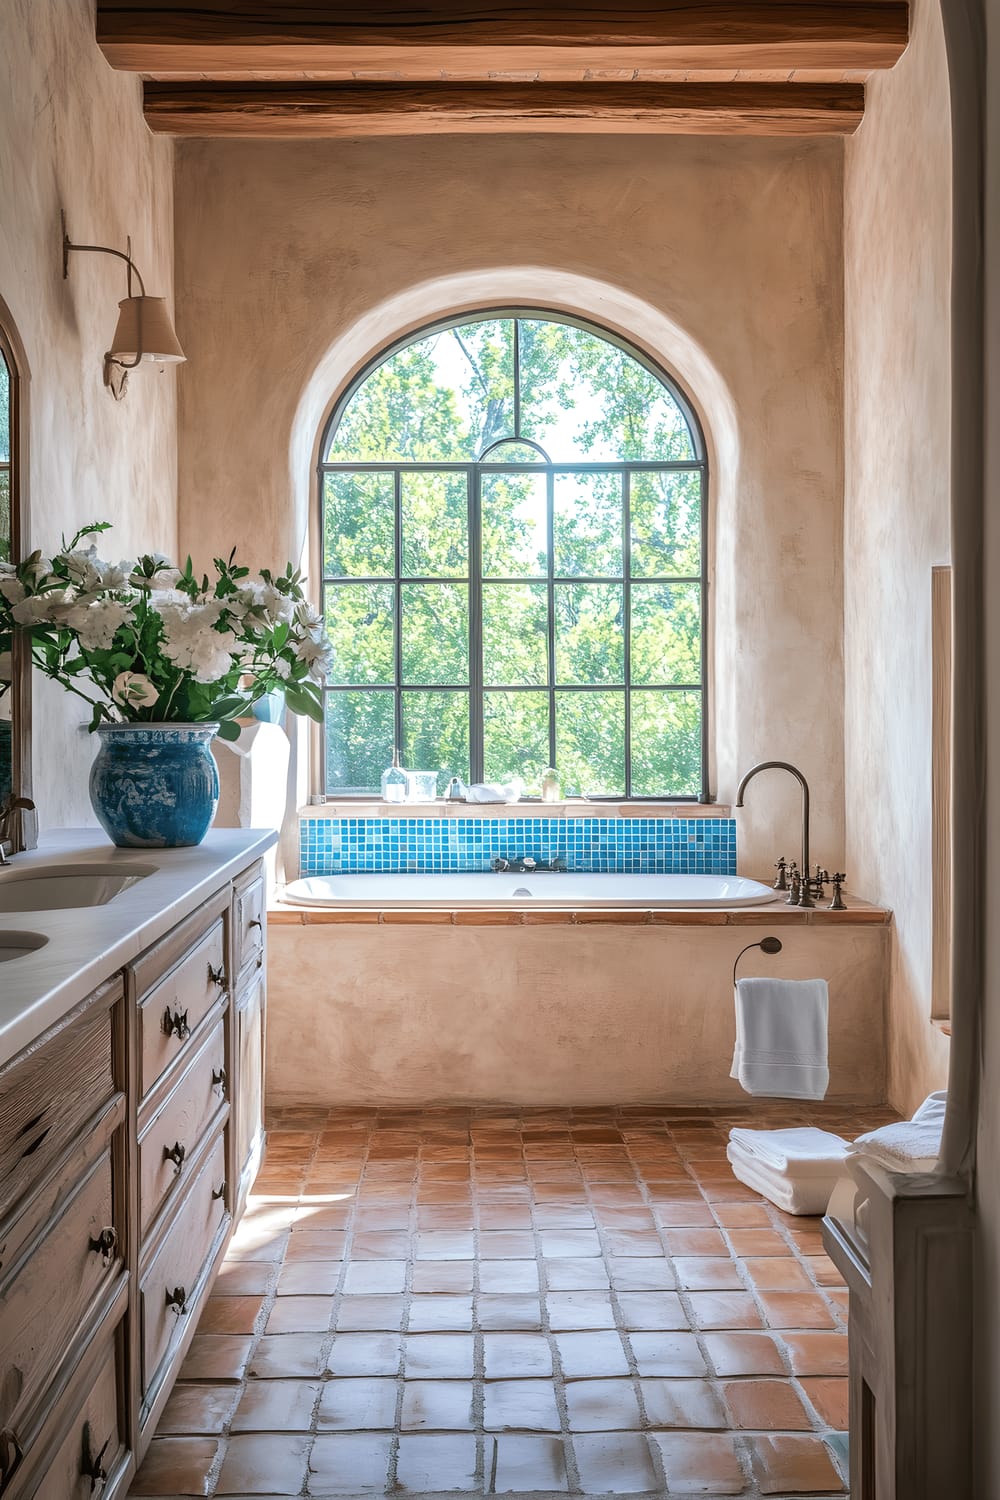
[299,816,737,877]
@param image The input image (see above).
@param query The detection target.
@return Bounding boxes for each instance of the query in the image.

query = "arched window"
[319,311,707,799]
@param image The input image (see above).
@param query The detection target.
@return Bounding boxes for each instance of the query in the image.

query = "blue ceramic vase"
[89,723,220,848]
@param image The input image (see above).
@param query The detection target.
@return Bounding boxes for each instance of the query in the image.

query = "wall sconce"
[61,213,185,400]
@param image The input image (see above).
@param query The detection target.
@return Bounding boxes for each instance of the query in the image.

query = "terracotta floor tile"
[335,1295,406,1331]
[214,1261,276,1295]
[266,1296,333,1335]
[179,1335,254,1382]
[417,1205,476,1230]
[316,1377,398,1430]
[617,1290,690,1331]
[573,1432,659,1494]
[491,1434,570,1492]
[231,1379,321,1432]
[806,1253,847,1287]
[727,1229,790,1258]
[477,1294,543,1330]
[648,1431,748,1494]
[687,1292,763,1331]
[674,1257,744,1291]
[287,1230,346,1257]
[215,1433,311,1494]
[654,1201,716,1228]
[604,1230,666,1258]
[713,1203,774,1228]
[412,1260,476,1292]
[277,1262,342,1297]
[478,1206,534,1230]
[401,1379,476,1431]
[395,1433,479,1492]
[248,1333,328,1378]
[704,1332,786,1377]
[724,1378,813,1430]
[481,1331,552,1378]
[478,1230,536,1258]
[546,1291,617,1330]
[628,1331,708,1377]
[554,1329,630,1377]
[533,1205,596,1229]
[595,1207,657,1231]
[748,1433,845,1493]
[415,1230,475,1259]
[156,1383,241,1435]
[800,1376,850,1429]
[326,1332,402,1377]
[407,1295,474,1331]
[342,1259,407,1295]
[641,1377,728,1430]
[479,1259,539,1293]
[661,1228,729,1256]
[609,1257,676,1291]
[543,1258,610,1290]
[351,1230,411,1259]
[565,1378,642,1431]
[130,1437,222,1495]
[782,1331,850,1376]
[758,1291,836,1329]
[539,1229,603,1257]
[743,1256,815,1292]
[354,1206,410,1230]
[484,1379,561,1432]
[403,1332,475,1378]
[295,1207,353,1231]
[307,1433,394,1494]
[828,1288,850,1320]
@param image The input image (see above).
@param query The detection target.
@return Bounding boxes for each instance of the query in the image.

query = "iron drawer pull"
[163,1141,187,1171]
[212,1066,227,1092]
[212,1179,227,1201]
[165,1285,188,1314]
[248,918,262,931]
[81,1423,110,1493]
[163,1006,190,1039]
[207,963,226,988]
[89,1226,118,1263]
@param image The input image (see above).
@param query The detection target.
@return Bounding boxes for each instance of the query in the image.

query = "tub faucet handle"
[828,873,847,910]
[773,856,788,892]
[491,856,509,872]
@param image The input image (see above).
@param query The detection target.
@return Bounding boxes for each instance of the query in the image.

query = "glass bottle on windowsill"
[540,767,561,803]
[381,747,410,804]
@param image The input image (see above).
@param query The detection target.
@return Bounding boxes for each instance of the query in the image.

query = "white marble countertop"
[0,827,278,1068]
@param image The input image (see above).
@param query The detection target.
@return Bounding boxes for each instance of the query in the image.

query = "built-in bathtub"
[282,871,776,910]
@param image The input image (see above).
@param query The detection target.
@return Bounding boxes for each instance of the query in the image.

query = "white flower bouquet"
[0,522,331,740]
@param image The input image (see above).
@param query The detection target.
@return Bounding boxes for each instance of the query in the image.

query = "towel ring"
[732,936,783,987]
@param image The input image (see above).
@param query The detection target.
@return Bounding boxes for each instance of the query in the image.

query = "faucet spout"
[734,761,811,883]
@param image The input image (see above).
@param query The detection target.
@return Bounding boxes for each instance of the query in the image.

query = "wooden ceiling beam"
[142,80,865,136]
[98,3,909,77]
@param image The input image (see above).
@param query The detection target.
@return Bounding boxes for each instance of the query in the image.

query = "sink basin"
[0,930,49,963]
[0,863,158,913]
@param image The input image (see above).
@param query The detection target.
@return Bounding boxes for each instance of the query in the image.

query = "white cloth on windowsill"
[730,977,830,1100]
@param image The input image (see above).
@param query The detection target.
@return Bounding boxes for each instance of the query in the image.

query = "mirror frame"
[0,295,36,847]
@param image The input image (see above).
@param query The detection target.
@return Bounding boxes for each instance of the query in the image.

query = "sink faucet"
[0,795,35,865]
[734,762,814,909]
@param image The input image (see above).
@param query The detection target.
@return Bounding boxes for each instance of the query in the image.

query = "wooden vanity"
[0,832,273,1498]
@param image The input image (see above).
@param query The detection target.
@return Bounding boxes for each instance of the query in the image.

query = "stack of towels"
[727,1092,948,1217]
[727,1127,851,1215]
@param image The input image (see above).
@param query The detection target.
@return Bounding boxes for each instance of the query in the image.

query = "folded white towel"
[726,1141,837,1215]
[730,977,830,1100]
[851,1102,944,1173]
[729,1126,850,1178]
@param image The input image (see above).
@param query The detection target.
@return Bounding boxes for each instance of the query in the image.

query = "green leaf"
[216,718,242,742]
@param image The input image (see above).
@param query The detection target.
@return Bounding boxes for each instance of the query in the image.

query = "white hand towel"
[730,977,829,1100]
[851,1116,944,1173]
[726,1141,837,1216]
[729,1126,850,1178]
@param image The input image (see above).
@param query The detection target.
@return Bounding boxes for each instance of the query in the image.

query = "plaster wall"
[0,0,177,830]
[174,135,846,877]
[266,921,886,1107]
[842,0,952,1114]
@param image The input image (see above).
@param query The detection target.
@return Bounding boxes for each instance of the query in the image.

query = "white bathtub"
[283,871,776,910]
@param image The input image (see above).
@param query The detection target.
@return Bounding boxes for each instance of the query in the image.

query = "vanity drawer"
[140,1133,229,1400]
[139,1019,227,1238]
[0,985,118,1225]
[234,871,265,982]
[138,918,227,1097]
[0,1146,121,1437]
[28,1320,126,1500]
